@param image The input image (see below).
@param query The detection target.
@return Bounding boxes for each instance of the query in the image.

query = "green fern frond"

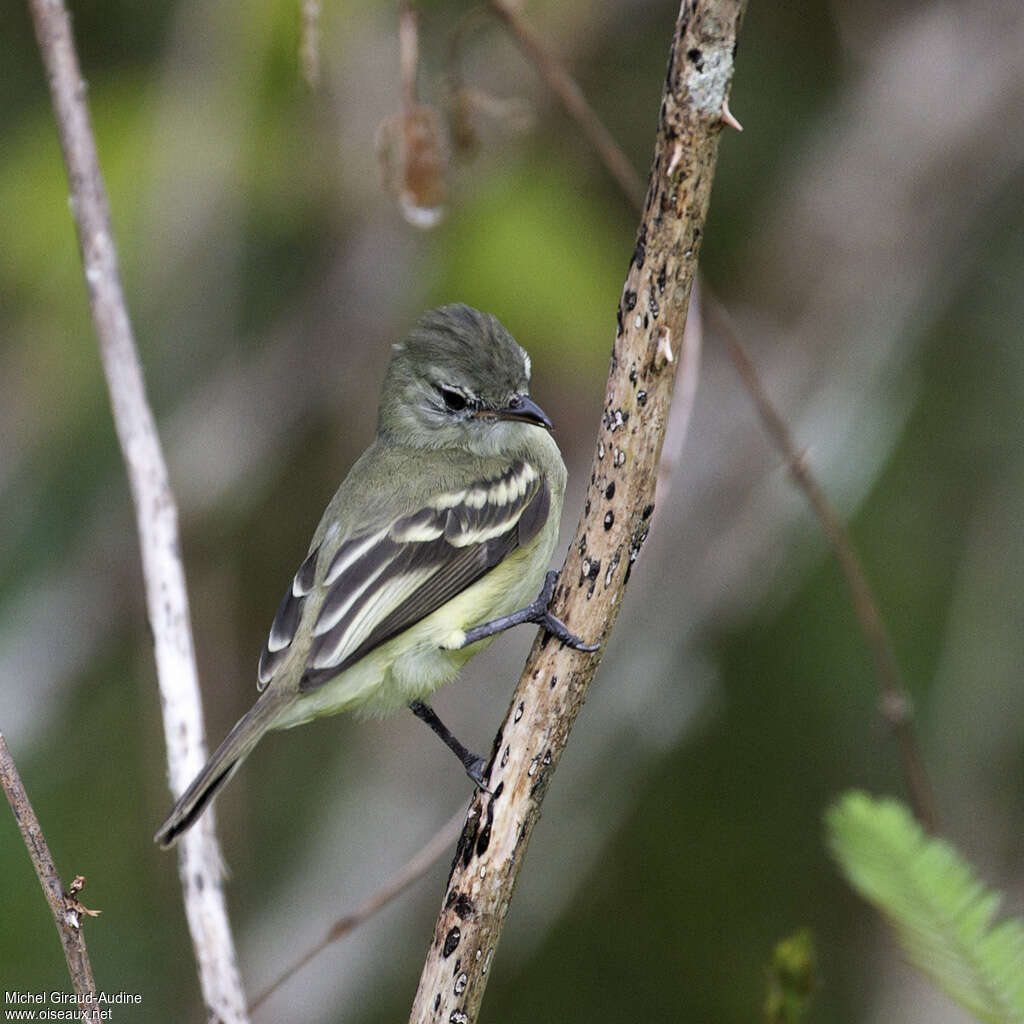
[826,791,1024,1024]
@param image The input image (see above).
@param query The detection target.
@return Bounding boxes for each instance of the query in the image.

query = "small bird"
[155,304,596,848]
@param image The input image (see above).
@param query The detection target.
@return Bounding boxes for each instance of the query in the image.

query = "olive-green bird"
[155,304,596,848]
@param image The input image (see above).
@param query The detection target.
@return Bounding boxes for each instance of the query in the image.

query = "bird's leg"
[459,570,600,652]
[409,700,489,788]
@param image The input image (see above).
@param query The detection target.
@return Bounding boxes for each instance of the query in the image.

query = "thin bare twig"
[250,807,465,1014]
[706,295,938,831]
[489,0,647,210]
[657,279,704,503]
[300,0,322,89]
[26,0,249,1018]
[377,1,448,226]
[0,733,102,1023]
[409,3,746,1020]
[399,1,420,114]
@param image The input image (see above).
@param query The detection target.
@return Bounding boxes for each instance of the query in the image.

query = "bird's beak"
[483,394,554,431]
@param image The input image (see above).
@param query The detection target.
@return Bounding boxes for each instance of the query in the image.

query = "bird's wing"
[256,457,551,693]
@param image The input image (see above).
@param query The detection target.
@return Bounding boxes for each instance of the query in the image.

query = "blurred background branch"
[249,806,465,1014]
[25,0,247,1018]
[707,293,937,831]
[487,0,647,209]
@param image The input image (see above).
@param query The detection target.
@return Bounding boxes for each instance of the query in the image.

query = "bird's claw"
[535,571,600,652]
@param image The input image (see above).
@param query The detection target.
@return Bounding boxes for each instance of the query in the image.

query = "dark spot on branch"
[637,390,648,406]
[633,225,647,270]
[442,926,461,958]
[473,785,496,857]
[455,815,479,870]
[605,481,615,500]
[624,289,637,311]
[475,823,491,857]
[642,504,655,519]
[631,524,651,563]
[603,511,614,530]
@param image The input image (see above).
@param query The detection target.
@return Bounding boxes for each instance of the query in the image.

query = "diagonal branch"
[26,1,249,1019]
[249,807,465,1014]
[408,3,747,1020]
[485,0,936,832]
[0,733,102,1023]
[488,0,646,209]
[706,297,938,831]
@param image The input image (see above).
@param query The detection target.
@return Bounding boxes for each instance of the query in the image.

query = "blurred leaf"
[764,927,816,1024]
[434,157,632,366]
[0,79,152,313]
[827,791,1024,1024]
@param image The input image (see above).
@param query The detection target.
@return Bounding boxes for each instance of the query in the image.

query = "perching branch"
[408,3,747,1021]
[26,1,249,1020]
[0,733,102,1023]
[487,0,935,831]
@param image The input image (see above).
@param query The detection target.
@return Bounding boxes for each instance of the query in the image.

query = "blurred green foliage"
[828,793,1024,1022]
[2,0,1023,1021]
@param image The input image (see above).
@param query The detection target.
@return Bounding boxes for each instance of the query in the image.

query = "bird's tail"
[154,691,289,849]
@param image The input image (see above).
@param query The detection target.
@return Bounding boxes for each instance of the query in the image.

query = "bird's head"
[378,304,553,455]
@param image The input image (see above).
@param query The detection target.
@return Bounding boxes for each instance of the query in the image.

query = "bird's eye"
[438,386,468,412]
